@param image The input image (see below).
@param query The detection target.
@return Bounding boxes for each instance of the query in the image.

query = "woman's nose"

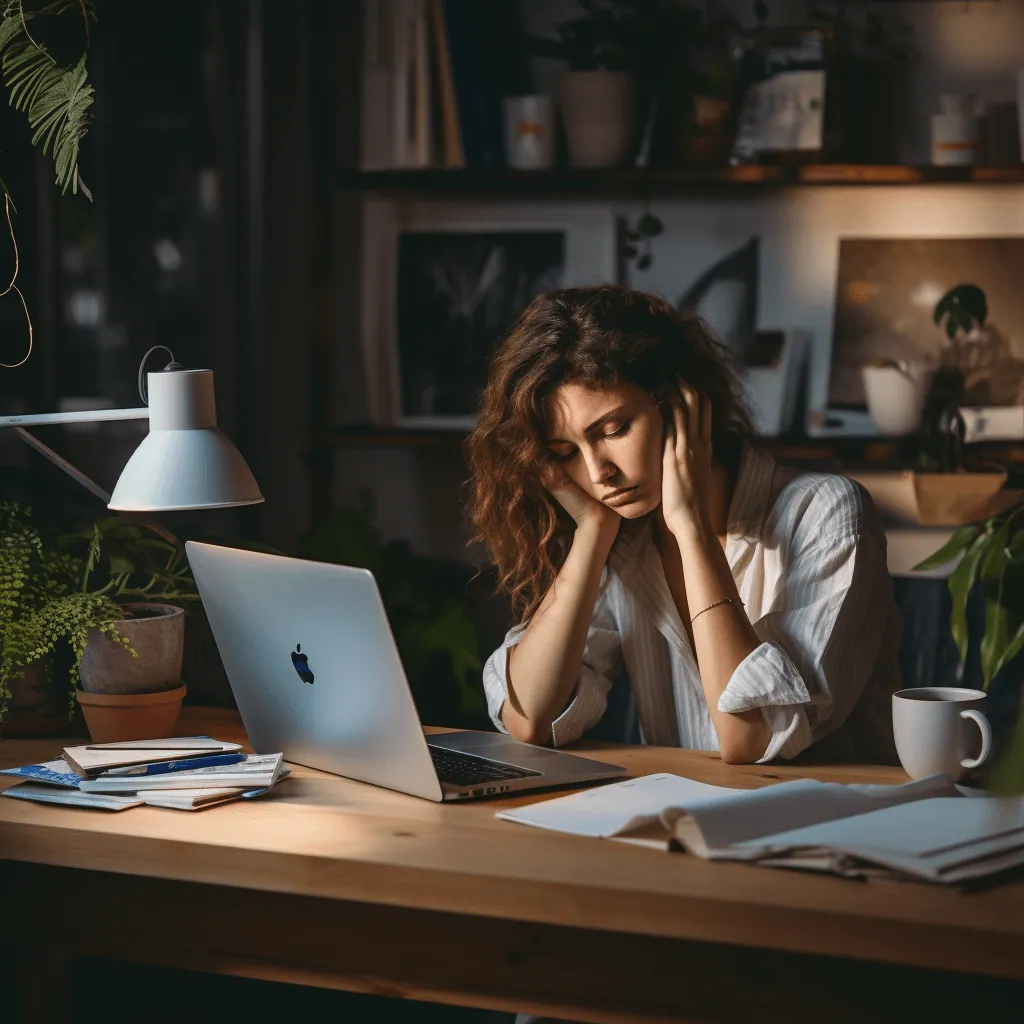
[582,446,616,486]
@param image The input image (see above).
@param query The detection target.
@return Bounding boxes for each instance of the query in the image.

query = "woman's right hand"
[541,462,620,535]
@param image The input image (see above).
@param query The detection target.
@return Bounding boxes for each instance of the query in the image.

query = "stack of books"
[1,736,290,812]
[362,0,528,170]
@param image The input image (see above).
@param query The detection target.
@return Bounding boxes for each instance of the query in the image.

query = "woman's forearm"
[503,517,618,744]
[671,518,769,764]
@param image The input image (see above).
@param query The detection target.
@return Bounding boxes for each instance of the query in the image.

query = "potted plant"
[547,0,639,168]
[539,1,701,169]
[0,504,198,740]
[862,283,997,445]
[915,505,1024,793]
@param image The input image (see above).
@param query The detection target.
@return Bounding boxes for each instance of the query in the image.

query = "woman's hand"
[542,461,620,535]
[661,382,714,535]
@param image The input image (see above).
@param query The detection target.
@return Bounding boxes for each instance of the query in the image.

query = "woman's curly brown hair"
[467,285,754,624]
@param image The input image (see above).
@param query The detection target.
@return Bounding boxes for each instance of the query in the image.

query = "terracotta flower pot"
[76,684,187,744]
[79,602,185,696]
[559,70,636,169]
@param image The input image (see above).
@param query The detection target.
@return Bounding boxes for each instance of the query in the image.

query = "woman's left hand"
[661,382,714,535]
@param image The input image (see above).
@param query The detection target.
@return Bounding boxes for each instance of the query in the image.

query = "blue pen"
[101,752,246,778]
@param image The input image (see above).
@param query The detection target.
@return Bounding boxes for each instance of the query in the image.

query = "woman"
[467,285,900,765]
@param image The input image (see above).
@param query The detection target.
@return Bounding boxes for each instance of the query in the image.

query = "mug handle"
[960,709,992,770]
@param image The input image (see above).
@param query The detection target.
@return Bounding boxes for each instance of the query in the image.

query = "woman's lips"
[603,486,639,507]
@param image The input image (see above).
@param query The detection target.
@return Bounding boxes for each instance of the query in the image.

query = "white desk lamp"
[0,352,263,511]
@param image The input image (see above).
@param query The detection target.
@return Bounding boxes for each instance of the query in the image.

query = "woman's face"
[545,382,664,519]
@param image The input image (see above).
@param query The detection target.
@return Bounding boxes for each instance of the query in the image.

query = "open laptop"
[185,542,625,802]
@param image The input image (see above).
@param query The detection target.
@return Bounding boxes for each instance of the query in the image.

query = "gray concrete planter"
[79,602,185,696]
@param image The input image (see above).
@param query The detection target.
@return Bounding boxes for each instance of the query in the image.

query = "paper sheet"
[495,773,739,838]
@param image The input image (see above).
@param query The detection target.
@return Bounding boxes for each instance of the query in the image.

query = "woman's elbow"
[718,721,771,765]
[719,740,757,765]
[501,703,552,746]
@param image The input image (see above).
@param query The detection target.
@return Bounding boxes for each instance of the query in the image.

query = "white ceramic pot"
[861,364,933,436]
[558,70,635,169]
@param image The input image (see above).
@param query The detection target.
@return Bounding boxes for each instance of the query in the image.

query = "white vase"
[861,365,933,436]
[558,71,635,169]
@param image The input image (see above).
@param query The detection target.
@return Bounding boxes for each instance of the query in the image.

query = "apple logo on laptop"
[290,644,315,684]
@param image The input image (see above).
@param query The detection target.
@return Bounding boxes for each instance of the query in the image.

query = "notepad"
[63,737,243,777]
[497,772,1024,884]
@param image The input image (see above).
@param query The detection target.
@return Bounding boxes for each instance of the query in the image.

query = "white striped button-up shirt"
[482,445,902,764]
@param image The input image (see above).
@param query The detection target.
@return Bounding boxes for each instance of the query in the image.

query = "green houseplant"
[0,503,198,727]
[915,505,1024,792]
[911,283,1006,471]
[931,283,985,410]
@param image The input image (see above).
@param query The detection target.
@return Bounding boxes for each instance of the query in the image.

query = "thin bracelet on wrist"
[690,596,732,623]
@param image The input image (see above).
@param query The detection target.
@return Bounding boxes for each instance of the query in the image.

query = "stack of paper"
[1,737,290,812]
[497,773,1024,885]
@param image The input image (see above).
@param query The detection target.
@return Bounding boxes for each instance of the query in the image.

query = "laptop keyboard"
[427,745,541,788]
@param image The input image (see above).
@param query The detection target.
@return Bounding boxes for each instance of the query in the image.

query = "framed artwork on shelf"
[361,203,616,426]
[816,236,1024,436]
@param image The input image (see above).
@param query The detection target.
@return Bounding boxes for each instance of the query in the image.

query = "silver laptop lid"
[185,542,443,801]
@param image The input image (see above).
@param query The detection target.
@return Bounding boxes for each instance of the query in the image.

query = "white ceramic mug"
[503,95,555,170]
[892,686,992,781]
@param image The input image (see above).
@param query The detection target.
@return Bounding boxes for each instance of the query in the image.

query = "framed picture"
[361,203,616,426]
[824,237,1024,429]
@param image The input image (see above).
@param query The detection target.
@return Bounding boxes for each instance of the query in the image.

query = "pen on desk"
[100,752,246,777]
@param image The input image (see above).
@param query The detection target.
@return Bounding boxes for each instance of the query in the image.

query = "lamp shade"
[107,369,264,512]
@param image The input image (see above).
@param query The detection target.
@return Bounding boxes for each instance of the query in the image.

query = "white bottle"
[930,94,980,166]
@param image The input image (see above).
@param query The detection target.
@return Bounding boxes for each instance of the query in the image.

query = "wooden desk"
[2,708,1022,1023]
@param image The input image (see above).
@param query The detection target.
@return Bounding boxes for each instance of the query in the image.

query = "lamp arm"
[0,407,149,428]
[8,426,111,502]
[1,408,151,502]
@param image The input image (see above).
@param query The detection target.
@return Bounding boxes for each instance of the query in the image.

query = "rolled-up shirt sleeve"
[718,478,893,763]
[482,586,621,746]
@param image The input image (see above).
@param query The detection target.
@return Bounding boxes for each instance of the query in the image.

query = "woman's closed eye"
[603,419,632,439]
[549,446,578,463]
[548,420,633,461]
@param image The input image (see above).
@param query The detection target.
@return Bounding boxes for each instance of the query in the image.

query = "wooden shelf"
[338,165,1024,198]
[321,425,1024,470]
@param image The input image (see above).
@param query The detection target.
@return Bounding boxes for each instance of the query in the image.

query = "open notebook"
[497,773,1024,885]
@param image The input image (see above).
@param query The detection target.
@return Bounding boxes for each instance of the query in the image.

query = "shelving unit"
[320,424,1024,470]
[339,164,1024,198]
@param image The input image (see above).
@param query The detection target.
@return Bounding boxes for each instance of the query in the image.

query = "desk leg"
[10,950,73,1024]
